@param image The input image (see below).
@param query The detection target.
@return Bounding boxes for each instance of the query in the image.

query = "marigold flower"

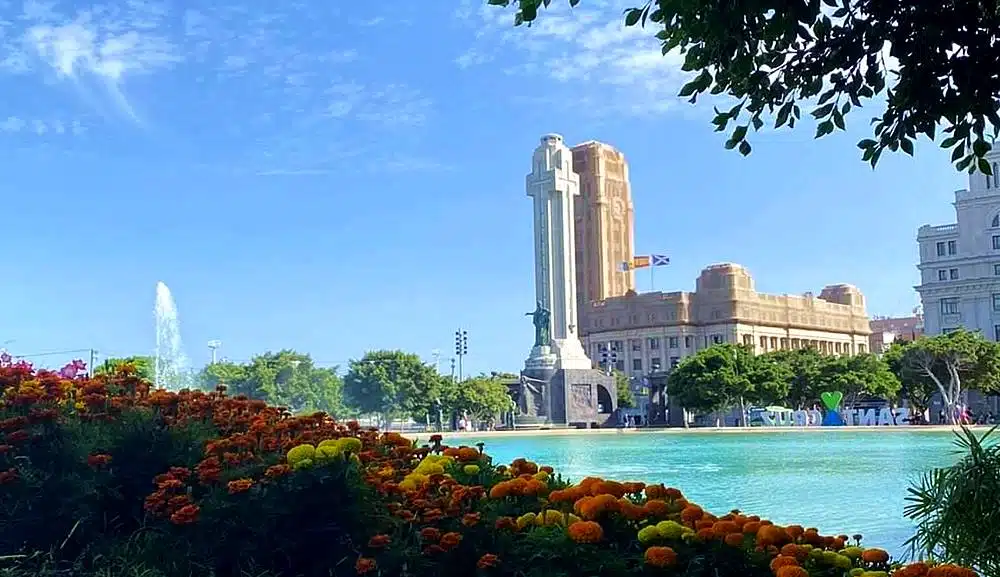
[169,504,200,525]
[367,534,390,548]
[419,527,441,542]
[495,516,516,531]
[0,468,18,485]
[776,567,809,577]
[227,478,253,494]
[355,557,376,574]
[770,556,800,572]
[638,525,660,544]
[567,520,604,544]
[862,548,890,564]
[644,546,678,567]
[463,464,480,475]
[477,554,499,569]
[439,531,462,549]
[86,453,113,468]
[724,532,745,547]
[462,512,481,527]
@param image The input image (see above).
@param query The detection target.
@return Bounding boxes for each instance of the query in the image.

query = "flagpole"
[650,265,655,292]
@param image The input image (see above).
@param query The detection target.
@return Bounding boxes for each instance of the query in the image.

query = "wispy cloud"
[0,115,86,135]
[455,0,690,116]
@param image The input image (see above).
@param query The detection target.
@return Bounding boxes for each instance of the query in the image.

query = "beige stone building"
[571,141,635,323]
[580,263,872,376]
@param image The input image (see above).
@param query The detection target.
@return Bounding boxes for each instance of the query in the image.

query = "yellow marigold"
[637,525,660,544]
[463,464,481,475]
[567,520,603,544]
[542,509,565,526]
[567,513,581,524]
[655,520,685,539]
[286,444,316,465]
[291,458,314,471]
[314,444,343,465]
[515,512,537,530]
[861,573,889,577]
[338,437,363,453]
[533,470,550,481]
[842,547,864,560]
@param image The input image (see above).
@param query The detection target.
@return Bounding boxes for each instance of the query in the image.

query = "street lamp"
[207,340,222,364]
[454,330,468,382]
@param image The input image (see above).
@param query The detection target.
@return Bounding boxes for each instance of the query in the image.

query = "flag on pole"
[631,255,651,269]
[651,254,670,266]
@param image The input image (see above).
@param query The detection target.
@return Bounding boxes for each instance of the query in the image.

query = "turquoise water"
[448,430,974,557]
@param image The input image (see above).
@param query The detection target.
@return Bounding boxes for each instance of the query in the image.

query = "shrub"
[0,357,982,577]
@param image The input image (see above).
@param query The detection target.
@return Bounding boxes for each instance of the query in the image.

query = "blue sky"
[0,0,968,376]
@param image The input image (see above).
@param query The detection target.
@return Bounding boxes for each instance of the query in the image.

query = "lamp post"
[207,340,222,364]
[454,329,468,382]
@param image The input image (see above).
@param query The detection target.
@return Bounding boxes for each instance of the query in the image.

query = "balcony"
[918,223,958,238]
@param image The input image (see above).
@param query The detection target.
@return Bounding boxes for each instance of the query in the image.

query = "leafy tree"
[667,344,754,426]
[612,370,636,409]
[896,330,1000,424]
[488,0,1000,174]
[820,352,901,406]
[196,351,346,417]
[94,356,155,382]
[883,341,937,419]
[742,353,793,407]
[764,347,827,409]
[343,350,444,426]
[440,374,516,427]
[905,426,1000,576]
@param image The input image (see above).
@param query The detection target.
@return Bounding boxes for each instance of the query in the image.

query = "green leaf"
[957,155,974,171]
[973,139,993,157]
[857,139,877,150]
[811,103,835,119]
[752,115,764,130]
[901,137,914,156]
[569,0,580,5]
[775,103,793,128]
[678,80,698,97]
[624,7,642,26]
[732,124,748,143]
[833,109,845,130]
[815,120,834,138]
[738,140,752,156]
[951,144,965,162]
[979,157,992,175]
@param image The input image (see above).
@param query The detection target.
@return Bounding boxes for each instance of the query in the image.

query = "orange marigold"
[440,531,463,549]
[86,453,112,468]
[355,557,376,574]
[567,520,604,544]
[477,554,499,569]
[227,478,253,494]
[367,534,391,548]
[769,555,799,573]
[862,548,890,564]
[896,563,930,577]
[927,564,977,577]
[775,567,809,577]
[420,527,442,542]
[169,504,200,525]
[644,546,678,567]
[724,533,745,547]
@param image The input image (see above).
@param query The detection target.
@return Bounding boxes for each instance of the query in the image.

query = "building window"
[684,335,692,348]
[995,263,1000,276]
[995,163,999,187]
[950,268,959,280]
[995,325,1000,341]
[611,340,624,352]
[712,334,724,344]
[760,335,768,350]
[940,298,960,315]
[651,357,662,371]
[667,336,678,349]
[631,339,642,352]
[858,344,866,353]
[936,241,946,256]
[614,359,625,372]
[993,215,1000,228]
[994,235,1000,250]
[993,293,1000,311]
[669,357,680,368]
[648,337,660,350]
[938,269,948,281]
[948,240,957,255]
[743,334,753,346]
[632,358,642,371]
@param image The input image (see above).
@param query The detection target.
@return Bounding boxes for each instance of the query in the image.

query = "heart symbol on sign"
[820,391,844,411]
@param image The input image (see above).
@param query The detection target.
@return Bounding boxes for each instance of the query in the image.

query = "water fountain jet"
[154,281,190,390]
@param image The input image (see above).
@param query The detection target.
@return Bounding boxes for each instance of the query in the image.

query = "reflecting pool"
[446,429,976,557]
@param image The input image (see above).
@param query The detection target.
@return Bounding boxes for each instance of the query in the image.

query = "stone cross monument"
[525,134,592,371]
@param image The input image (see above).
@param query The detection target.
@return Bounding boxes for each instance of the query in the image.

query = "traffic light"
[455,330,468,356]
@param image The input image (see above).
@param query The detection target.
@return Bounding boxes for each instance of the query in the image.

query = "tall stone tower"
[570,141,635,321]
[525,134,592,371]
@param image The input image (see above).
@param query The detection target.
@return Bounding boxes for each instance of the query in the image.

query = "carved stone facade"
[571,141,635,326]
[580,263,871,376]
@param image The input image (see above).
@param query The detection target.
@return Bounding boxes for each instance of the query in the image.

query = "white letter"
[893,407,910,426]
[878,407,893,426]
[857,408,877,426]
[793,410,809,426]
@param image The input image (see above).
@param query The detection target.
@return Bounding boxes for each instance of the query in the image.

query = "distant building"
[579,263,871,377]
[916,149,1000,339]
[869,315,923,353]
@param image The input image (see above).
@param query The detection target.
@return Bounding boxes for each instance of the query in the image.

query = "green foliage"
[93,356,155,382]
[196,351,346,417]
[343,350,444,422]
[611,370,636,409]
[440,374,515,423]
[896,330,1000,423]
[487,0,1000,173]
[668,344,900,419]
[883,341,937,417]
[904,426,1000,575]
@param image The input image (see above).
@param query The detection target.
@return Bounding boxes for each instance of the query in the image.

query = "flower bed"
[0,359,980,577]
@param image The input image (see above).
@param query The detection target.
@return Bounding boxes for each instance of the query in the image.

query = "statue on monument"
[525,300,551,347]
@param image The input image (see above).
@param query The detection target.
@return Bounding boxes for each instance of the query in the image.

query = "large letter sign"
[750,391,911,428]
